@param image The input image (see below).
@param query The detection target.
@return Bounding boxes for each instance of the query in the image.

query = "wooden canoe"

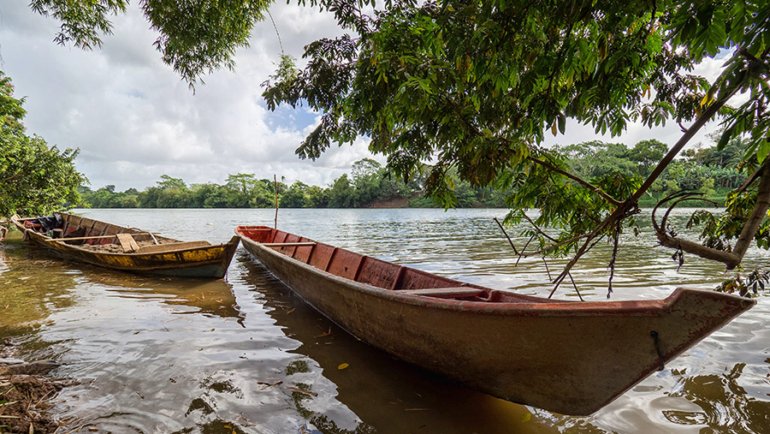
[236,225,755,415]
[12,213,239,278]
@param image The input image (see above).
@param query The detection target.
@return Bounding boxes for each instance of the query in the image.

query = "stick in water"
[274,174,279,229]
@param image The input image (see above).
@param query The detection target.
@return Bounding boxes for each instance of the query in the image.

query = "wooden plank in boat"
[397,287,486,298]
[116,233,140,253]
[263,242,317,247]
[136,241,211,254]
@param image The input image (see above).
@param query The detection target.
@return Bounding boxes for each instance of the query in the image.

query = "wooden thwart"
[397,287,486,298]
[45,233,153,242]
[136,241,211,254]
[263,242,317,247]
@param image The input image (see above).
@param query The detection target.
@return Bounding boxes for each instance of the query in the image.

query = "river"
[1,208,768,433]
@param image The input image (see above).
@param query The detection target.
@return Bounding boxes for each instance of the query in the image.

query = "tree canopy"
[0,71,84,218]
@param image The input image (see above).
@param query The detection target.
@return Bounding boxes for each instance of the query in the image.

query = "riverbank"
[0,340,75,433]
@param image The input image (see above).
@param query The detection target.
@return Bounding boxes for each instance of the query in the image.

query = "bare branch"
[493,217,519,255]
[520,212,558,242]
[607,220,621,299]
[549,233,606,297]
[653,191,740,266]
[517,232,588,258]
[566,272,584,302]
[541,256,552,280]
[516,235,536,266]
[652,165,770,269]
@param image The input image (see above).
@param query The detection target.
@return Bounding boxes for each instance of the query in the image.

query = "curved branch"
[493,217,519,255]
[649,176,770,270]
[660,192,702,232]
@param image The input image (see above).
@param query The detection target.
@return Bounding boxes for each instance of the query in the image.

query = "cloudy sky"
[0,3,730,191]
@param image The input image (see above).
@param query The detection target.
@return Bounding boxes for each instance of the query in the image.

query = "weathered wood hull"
[13,213,239,278]
[236,225,755,415]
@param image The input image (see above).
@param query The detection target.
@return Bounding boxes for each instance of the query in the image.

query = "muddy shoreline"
[0,340,75,433]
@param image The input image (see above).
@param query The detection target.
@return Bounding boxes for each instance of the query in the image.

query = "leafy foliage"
[0,72,84,217]
[717,269,770,297]
[81,157,509,209]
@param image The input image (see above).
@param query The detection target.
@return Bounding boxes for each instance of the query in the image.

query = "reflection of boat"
[12,213,239,278]
[239,256,553,433]
[236,225,756,416]
[85,270,243,321]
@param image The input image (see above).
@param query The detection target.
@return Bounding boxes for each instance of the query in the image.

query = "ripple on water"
[1,208,768,433]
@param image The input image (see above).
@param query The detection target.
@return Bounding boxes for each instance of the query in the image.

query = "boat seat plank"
[136,241,211,254]
[116,233,140,253]
[263,242,317,247]
[397,287,486,298]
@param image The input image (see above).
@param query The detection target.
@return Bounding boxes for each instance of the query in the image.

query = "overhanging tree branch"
[550,68,744,291]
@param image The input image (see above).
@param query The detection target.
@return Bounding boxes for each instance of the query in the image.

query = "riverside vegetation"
[80,136,746,210]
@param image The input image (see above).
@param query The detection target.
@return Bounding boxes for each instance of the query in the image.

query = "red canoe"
[236,225,755,415]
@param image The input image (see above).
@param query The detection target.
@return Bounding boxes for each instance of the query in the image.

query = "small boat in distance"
[12,213,239,278]
[236,225,755,415]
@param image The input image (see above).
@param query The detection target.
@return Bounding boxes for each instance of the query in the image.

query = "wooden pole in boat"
[273,174,279,229]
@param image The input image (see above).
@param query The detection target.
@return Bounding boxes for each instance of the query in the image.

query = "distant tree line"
[80,138,745,209]
[80,158,509,209]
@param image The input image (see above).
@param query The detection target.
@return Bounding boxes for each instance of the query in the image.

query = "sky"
[0,3,731,191]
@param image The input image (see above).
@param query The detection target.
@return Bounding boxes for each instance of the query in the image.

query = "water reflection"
[83,271,243,322]
[0,239,77,340]
[664,364,770,432]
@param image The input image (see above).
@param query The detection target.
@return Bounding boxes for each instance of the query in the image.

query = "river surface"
[1,208,768,433]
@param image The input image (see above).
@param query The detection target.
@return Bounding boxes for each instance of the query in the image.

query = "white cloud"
[0,2,366,191]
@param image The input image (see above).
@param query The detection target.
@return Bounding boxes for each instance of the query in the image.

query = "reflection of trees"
[238,256,565,434]
[0,241,77,339]
[665,364,770,432]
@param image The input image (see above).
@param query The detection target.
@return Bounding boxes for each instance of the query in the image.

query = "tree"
[0,71,84,217]
[29,1,770,292]
[261,1,770,294]
[224,173,259,207]
[139,175,193,208]
[328,174,354,208]
[629,140,668,177]
[280,181,309,207]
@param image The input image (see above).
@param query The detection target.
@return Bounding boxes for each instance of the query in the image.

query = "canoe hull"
[237,227,754,415]
[13,214,239,279]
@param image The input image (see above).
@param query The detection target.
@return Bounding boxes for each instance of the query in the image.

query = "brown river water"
[1,208,768,433]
